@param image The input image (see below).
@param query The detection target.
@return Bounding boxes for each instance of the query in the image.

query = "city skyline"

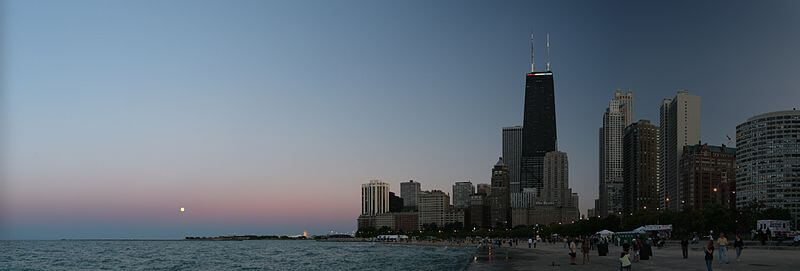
[3,0,800,239]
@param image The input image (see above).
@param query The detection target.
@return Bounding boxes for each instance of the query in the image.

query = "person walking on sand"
[733,234,744,262]
[717,233,729,264]
[569,239,578,265]
[581,237,591,264]
[704,240,715,271]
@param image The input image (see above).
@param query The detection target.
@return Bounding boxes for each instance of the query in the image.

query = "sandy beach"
[466,242,800,270]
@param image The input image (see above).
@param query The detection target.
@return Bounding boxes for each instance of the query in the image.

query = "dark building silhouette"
[520,71,557,193]
[389,192,403,213]
[489,157,511,228]
[470,187,490,228]
[623,120,659,213]
[679,143,736,210]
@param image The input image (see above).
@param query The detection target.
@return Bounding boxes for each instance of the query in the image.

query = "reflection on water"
[0,240,473,270]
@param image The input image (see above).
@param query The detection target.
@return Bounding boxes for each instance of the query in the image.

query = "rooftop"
[746,109,800,122]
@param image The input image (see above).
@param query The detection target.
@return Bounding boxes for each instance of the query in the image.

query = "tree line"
[356,203,791,239]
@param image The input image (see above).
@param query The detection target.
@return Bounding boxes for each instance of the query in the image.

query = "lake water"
[0,240,475,270]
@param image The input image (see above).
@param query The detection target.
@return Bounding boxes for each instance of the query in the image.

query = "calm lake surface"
[0,240,474,270]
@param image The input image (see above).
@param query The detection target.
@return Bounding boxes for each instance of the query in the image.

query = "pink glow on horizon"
[5,175,361,229]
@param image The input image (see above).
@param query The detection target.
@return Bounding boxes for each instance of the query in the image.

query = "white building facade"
[362,180,390,216]
[736,110,800,225]
[511,188,538,209]
[599,90,634,216]
[418,190,451,228]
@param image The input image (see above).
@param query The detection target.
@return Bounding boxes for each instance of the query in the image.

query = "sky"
[1,0,799,239]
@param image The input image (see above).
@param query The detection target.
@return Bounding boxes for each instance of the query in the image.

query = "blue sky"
[2,0,800,239]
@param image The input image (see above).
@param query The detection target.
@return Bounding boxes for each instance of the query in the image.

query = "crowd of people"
[553,231,751,271]
[464,229,768,270]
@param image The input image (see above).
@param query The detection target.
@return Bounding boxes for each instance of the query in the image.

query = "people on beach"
[704,240,715,271]
[581,237,590,264]
[569,239,577,265]
[733,234,744,262]
[681,236,689,259]
[716,233,729,264]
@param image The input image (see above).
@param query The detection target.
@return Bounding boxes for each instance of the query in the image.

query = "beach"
[466,242,800,270]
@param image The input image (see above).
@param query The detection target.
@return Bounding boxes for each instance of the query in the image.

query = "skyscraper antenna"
[546,33,551,71]
[530,33,535,72]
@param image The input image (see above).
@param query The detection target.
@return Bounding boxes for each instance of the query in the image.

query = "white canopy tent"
[596,230,615,237]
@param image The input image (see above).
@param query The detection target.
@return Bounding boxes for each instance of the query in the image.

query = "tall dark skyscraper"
[520,35,557,192]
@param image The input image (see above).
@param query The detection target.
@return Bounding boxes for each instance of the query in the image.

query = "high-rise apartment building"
[489,157,510,228]
[679,143,736,210]
[400,180,421,209]
[503,126,523,193]
[470,194,490,228]
[623,119,660,213]
[659,90,700,210]
[543,151,569,207]
[599,90,634,216]
[418,190,455,229]
[452,181,475,209]
[361,180,390,216]
[736,110,800,225]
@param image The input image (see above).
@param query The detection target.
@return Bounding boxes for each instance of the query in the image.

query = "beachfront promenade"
[468,242,799,270]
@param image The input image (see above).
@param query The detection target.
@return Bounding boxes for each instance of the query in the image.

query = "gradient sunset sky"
[2,0,800,239]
